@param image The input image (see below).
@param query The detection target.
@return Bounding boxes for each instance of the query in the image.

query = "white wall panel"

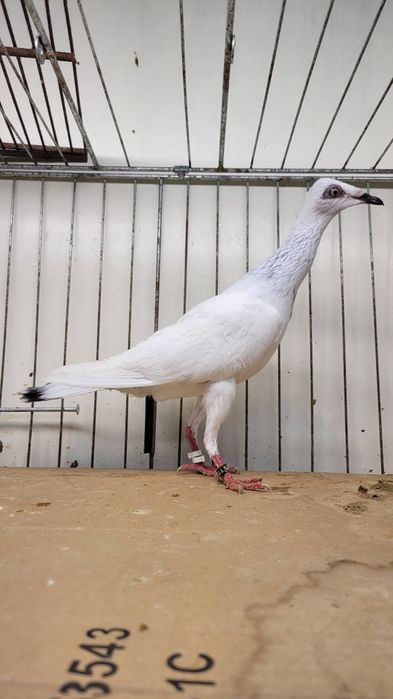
[278,187,312,472]
[247,186,279,471]
[373,187,393,474]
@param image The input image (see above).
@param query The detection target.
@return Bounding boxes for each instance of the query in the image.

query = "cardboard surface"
[1,467,393,699]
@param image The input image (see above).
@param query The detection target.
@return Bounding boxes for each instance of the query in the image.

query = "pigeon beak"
[354,192,384,206]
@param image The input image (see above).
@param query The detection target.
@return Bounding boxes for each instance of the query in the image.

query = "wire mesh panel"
[0,177,391,474]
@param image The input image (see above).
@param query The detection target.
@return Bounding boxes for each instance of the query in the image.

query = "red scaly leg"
[178,401,237,477]
[178,426,237,477]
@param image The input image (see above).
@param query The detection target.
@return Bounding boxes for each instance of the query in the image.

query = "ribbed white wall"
[0,0,392,471]
[0,179,391,473]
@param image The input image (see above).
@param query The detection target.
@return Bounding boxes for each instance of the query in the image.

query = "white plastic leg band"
[187,449,205,464]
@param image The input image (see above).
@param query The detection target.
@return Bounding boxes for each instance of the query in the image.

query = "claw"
[223,473,271,492]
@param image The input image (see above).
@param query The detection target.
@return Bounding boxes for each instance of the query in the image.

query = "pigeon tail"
[20,383,97,402]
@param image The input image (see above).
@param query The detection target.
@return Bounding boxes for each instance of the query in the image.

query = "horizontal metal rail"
[0,164,392,184]
[0,405,80,414]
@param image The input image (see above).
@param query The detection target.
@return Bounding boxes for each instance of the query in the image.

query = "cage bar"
[123,181,137,469]
[90,181,107,468]
[366,184,384,474]
[2,0,46,149]
[0,38,68,163]
[76,0,129,166]
[281,0,335,168]
[177,181,190,468]
[24,0,99,167]
[218,0,236,169]
[57,180,77,468]
[26,179,45,467]
[0,178,16,407]
[312,0,387,168]
[250,0,286,168]
[275,182,282,471]
[337,212,349,473]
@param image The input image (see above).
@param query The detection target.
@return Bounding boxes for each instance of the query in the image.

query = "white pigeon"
[21,178,383,491]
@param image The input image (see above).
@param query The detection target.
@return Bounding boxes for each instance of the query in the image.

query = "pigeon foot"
[177,463,238,477]
[222,473,271,494]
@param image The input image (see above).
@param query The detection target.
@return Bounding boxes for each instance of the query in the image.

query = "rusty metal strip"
[24,0,99,168]
[1,0,46,148]
[0,37,68,163]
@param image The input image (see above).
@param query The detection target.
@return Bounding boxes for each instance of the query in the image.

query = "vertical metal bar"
[26,179,45,467]
[76,0,130,165]
[276,182,282,471]
[177,181,190,468]
[338,212,349,473]
[244,181,250,471]
[250,0,286,168]
[304,184,315,472]
[146,180,164,469]
[179,0,191,167]
[57,180,77,468]
[281,0,335,167]
[0,178,16,407]
[312,0,386,168]
[123,181,137,469]
[308,273,314,472]
[215,181,220,295]
[366,183,384,474]
[90,182,106,468]
[218,0,236,168]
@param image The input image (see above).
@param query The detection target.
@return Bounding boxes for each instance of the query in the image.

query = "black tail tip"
[20,386,44,403]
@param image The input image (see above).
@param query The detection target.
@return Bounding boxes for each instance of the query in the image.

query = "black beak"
[355,192,384,206]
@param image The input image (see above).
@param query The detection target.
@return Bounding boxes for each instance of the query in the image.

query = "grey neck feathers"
[252,207,333,297]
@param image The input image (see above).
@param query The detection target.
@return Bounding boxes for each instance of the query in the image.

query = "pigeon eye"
[323,185,343,199]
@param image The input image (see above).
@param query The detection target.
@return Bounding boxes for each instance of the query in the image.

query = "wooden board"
[1,467,393,698]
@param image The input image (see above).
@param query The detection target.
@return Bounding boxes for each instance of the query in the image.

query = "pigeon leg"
[203,380,271,493]
[178,396,237,477]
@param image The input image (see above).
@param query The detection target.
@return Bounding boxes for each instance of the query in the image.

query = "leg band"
[187,450,205,464]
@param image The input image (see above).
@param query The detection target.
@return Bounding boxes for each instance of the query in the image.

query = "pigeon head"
[307,178,384,217]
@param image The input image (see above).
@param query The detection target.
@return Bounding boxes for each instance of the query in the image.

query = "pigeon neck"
[257,207,333,296]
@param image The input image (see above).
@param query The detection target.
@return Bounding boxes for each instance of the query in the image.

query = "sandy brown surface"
[0,467,392,698]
